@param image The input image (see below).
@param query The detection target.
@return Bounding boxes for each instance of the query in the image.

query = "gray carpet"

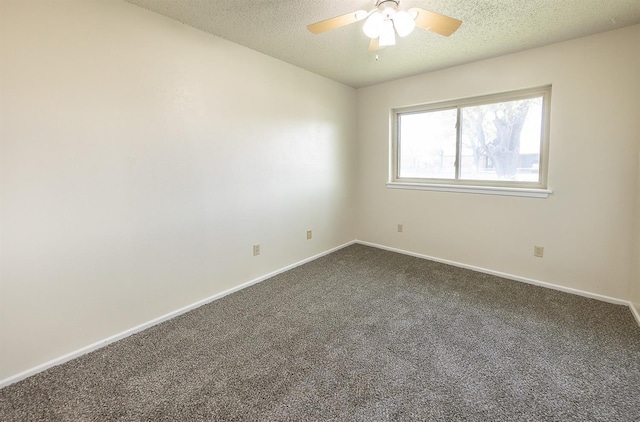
[1,244,639,421]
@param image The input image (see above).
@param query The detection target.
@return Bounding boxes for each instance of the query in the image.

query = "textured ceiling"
[124,0,640,88]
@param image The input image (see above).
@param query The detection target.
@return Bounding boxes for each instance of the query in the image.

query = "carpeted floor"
[1,244,639,421]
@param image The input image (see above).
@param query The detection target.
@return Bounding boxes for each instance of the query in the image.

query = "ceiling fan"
[307,0,462,50]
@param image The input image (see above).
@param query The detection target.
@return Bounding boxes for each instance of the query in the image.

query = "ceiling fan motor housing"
[375,0,400,8]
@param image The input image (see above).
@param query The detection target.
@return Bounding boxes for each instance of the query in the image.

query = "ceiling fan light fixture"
[379,19,396,46]
[307,1,461,52]
[392,10,415,37]
[363,11,384,38]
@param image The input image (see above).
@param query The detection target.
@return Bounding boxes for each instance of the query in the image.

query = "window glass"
[459,97,543,182]
[392,86,551,190]
[398,109,457,179]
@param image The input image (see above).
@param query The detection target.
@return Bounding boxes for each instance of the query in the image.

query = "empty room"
[1,0,639,420]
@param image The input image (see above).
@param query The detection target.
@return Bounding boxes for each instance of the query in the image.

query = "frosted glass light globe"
[363,11,384,39]
[379,20,396,46]
[392,11,415,37]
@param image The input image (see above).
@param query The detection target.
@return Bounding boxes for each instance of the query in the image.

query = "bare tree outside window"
[461,97,542,182]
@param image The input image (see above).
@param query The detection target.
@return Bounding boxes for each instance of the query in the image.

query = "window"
[390,86,551,197]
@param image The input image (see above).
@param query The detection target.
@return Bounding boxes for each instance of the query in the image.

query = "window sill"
[386,182,552,198]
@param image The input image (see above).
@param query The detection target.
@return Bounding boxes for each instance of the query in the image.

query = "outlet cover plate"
[534,245,544,258]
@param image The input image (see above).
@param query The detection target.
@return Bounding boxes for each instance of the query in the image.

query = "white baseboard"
[631,302,640,327]
[356,240,632,307]
[0,241,356,389]
[2,239,636,389]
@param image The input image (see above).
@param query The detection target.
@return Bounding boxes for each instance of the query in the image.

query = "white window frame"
[388,86,552,198]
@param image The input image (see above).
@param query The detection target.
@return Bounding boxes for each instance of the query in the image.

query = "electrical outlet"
[306,230,312,240]
[397,224,404,233]
[253,244,260,256]
[534,245,544,258]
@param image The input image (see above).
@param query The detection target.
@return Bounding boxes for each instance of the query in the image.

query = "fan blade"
[307,10,368,34]
[369,38,381,51]
[409,8,462,36]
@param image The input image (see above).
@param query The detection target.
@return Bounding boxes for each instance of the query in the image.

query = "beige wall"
[2,0,639,386]
[633,147,640,307]
[0,0,357,380]
[356,25,640,302]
